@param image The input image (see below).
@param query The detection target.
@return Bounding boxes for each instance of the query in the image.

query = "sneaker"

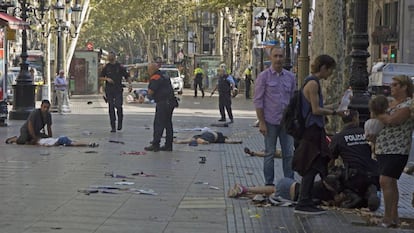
[88,142,99,148]
[218,118,226,122]
[5,136,17,144]
[110,128,116,133]
[294,205,326,215]
[269,194,296,207]
[144,145,160,152]
[117,123,122,131]
[244,147,254,156]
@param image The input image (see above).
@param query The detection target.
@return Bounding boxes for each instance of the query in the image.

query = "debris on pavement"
[130,188,158,195]
[78,188,119,195]
[109,140,125,144]
[78,189,99,195]
[199,156,206,164]
[84,150,98,153]
[114,181,135,185]
[209,185,220,190]
[120,151,147,155]
[105,172,134,179]
[194,181,209,185]
[82,130,92,135]
[89,185,125,190]
[131,171,156,177]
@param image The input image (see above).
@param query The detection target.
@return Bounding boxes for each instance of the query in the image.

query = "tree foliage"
[78,0,197,61]
[78,0,254,62]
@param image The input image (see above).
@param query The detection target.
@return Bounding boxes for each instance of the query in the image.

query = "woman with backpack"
[292,55,347,215]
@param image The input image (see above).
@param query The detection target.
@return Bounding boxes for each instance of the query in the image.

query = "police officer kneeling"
[144,63,177,152]
[329,109,381,211]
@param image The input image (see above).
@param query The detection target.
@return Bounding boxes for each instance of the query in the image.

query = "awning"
[0,12,29,30]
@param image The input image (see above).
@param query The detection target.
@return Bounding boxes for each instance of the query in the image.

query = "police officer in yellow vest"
[193,64,205,98]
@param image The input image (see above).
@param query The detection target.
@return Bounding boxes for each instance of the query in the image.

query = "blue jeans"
[263,122,294,185]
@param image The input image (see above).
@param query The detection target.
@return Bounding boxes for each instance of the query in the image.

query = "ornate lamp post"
[266,0,298,71]
[257,12,267,72]
[48,0,82,74]
[9,0,35,120]
[282,0,294,71]
[348,0,370,127]
[9,0,81,119]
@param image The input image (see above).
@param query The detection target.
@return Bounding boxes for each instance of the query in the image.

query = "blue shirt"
[54,75,67,91]
[253,67,296,125]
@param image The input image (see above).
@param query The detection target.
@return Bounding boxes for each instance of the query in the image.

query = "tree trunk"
[323,0,345,133]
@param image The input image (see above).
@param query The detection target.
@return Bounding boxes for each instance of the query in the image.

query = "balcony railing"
[371,26,398,44]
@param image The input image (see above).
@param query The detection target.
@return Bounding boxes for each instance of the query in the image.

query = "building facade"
[368,0,414,68]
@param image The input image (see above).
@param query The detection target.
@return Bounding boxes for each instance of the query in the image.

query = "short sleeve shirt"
[148,71,173,102]
[20,109,52,136]
[375,98,414,155]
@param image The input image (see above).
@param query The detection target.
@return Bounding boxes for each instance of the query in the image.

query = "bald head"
[148,63,159,76]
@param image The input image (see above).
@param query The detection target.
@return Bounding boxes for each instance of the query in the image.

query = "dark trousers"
[152,101,174,147]
[17,129,48,145]
[219,95,233,120]
[106,91,123,129]
[297,166,320,207]
[194,78,204,97]
[245,81,251,98]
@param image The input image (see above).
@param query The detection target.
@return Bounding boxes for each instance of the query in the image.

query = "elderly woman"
[370,75,414,228]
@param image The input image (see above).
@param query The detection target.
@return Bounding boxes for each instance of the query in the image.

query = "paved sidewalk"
[0,88,413,233]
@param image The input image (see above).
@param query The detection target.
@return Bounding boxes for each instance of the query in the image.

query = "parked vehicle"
[368,63,414,96]
[0,72,17,105]
[160,65,184,95]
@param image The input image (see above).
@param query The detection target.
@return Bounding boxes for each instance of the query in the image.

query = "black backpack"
[282,77,318,140]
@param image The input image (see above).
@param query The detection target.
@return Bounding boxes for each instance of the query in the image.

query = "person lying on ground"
[227,176,342,206]
[244,147,281,158]
[126,88,154,104]
[174,130,242,144]
[227,173,379,210]
[6,135,99,147]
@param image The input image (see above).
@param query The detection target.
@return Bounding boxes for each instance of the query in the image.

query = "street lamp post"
[54,1,64,73]
[49,0,81,74]
[208,30,215,55]
[9,0,35,120]
[9,0,81,119]
[266,0,297,71]
[281,0,294,71]
[348,0,370,127]
[258,12,267,72]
